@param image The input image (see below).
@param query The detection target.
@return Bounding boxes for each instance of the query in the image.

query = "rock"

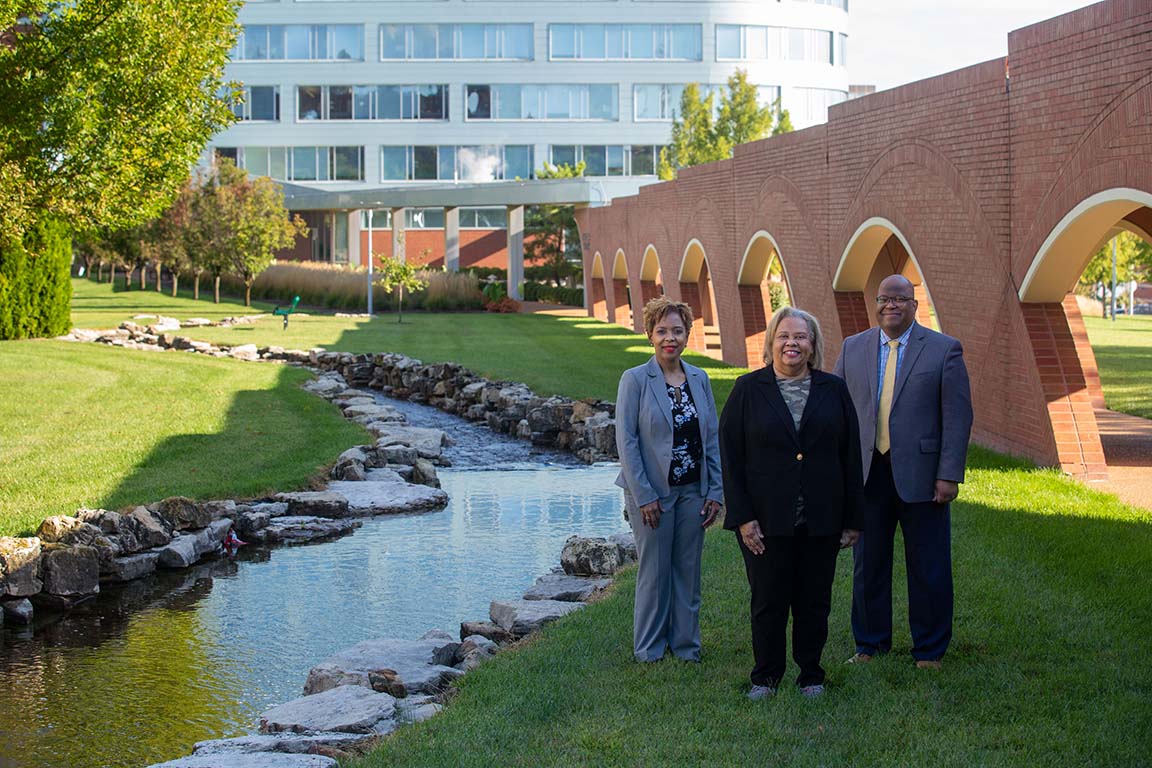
[302,377,345,396]
[261,685,396,735]
[411,459,440,488]
[455,635,498,671]
[489,599,584,636]
[459,620,514,645]
[331,460,366,482]
[235,510,271,538]
[523,573,612,602]
[336,447,369,465]
[342,404,404,423]
[609,531,638,564]
[561,535,625,576]
[395,699,442,723]
[373,426,446,460]
[37,516,112,548]
[242,501,289,519]
[326,481,447,517]
[249,516,361,545]
[304,637,464,697]
[151,497,213,532]
[420,629,460,666]
[202,500,238,520]
[275,492,350,519]
[366,668,408,698]
[229,344,260,361]
[101,551,160,583]
[156,534,199,568]
[378,445,419,465]
[363,468,405,483]
[2,597,34,624]
[41,545,100,597]
[148,754,337,768]
[125,506,174,548]
[0,537,42,597]
[192,732,375,756]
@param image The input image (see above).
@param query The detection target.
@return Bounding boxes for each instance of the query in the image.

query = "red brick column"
[740,284,770,367]
[1021,301,1108,481]
[612,279,630,326]
[1061,294,1106,410]
[679,282,706,353]
[834,291,872,339]
[590,279,608,321]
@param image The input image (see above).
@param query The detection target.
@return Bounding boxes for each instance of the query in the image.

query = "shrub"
[522,281,584,307]
[768,282,790,311]
[485,296,521,313]
[0,218,72,340]
[481,280,507,304]
[424,271,484,311]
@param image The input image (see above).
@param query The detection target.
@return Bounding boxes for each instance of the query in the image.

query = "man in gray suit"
[833,274,972,668]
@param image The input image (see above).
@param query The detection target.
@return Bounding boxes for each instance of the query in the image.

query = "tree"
[0,0,239,241]
[142,185,194,298]
[525,162,584,286]
[184,165,232,303]
[658,71,793,180]
[376,256,428,323]
[1077,231,1152,316]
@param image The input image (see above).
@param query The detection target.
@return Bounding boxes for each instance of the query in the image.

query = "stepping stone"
[326,481,447,516]
[523,573,612,602]
[489,599,584,637]
[260,685,396,734]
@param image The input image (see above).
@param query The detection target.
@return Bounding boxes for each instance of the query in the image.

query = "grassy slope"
[0,342,366,538]
[1083,314,1152,419]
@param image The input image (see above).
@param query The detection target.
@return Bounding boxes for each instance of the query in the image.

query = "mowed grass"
[71,278,740,406]
[0,340,366,537]
[1083,314,1152,418]
[348,446,1151,768]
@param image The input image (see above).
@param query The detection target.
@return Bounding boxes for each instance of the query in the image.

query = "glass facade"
[232,25,363,61]
[380,145,534,182]
[221,146,364,181]
[549,24,701,61]
[232,85,280,121]
[465,84,617,121]
[716,24,840,65]
[380,24,533,60]
[549,145,662,177]
[297,85,448,121]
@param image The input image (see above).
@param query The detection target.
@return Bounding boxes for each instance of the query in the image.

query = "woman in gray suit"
[615,296,724,662]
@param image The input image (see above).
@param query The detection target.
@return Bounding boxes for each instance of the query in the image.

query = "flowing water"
[0,395,626,768]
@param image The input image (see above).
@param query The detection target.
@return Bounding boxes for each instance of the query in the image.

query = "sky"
[851,0,1101,91]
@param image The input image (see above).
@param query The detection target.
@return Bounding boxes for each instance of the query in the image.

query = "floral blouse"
[666,380,703,487]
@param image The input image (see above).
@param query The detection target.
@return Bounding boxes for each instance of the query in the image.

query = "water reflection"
[0,463,626,768]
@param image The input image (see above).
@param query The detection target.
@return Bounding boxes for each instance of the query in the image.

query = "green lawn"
[1083,314,1152,419]
[0,340,366,537]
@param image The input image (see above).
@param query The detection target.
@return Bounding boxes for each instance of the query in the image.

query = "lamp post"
[367,208,374,317]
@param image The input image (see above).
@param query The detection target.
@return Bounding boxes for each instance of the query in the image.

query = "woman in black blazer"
[720,306,863,699]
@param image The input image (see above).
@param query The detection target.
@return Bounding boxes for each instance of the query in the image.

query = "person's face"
[649,311,687,363]
[875,277,918,337]
[771,316,813,375]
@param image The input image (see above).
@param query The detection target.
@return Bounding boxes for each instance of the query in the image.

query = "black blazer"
[720,368,864,537]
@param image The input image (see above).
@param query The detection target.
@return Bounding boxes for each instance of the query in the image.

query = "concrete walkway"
[519,301,586,318]
[1097,409,1152,512]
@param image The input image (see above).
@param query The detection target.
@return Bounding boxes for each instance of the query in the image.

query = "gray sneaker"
[799,684,825,697]
[747,684,777,701]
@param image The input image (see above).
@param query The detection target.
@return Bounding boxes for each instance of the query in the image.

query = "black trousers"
[739,525,840,687]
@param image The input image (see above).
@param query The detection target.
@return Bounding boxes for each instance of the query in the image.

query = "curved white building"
[209,0,850,270]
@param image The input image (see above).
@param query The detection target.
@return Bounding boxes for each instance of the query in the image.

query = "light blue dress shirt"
[876,323,915,405]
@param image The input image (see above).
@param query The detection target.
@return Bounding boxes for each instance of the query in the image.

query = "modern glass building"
[208,0,851,270]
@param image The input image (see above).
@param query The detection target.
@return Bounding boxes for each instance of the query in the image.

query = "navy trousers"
[851,451,953,661]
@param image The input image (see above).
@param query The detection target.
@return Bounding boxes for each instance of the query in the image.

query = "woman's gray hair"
[764,306,825,371]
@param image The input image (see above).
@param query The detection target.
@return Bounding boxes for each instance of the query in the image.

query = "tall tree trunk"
[140,264,148,290]
[193,272,201,300]
[125,266,135,290]
[156,263,163,292]
[110,263,116,285]
[245,282,252,307]
[213,274,220,304]
[171,273,180,298]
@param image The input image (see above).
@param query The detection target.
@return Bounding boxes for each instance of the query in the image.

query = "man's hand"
[739,520,765,555]
[639,500,662,529]
[839,528,861,549]
[933,479,959,505]
[700,500,722,528]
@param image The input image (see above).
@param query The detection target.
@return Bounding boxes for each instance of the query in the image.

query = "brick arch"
[633,244,664,332]
[673,194,736,361]
[589,251,607,321]
[678,239,720,357]
[736,231,794,368]
[610,248,632,327]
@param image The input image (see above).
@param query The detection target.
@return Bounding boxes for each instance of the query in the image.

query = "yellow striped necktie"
[876,339,900,454]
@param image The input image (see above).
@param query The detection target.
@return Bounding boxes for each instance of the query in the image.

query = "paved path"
[1097,409,1152,512]
[519,301,586,317]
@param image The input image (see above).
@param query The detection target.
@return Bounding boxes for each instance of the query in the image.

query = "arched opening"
[637,246,664,328]
[1019,189,1152,484]
[589,252,608,321]
[737,231,794,368]
[611,249,633,328]
[833,218,941,338]
[679,239,722,358]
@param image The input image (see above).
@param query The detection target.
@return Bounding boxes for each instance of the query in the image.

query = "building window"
[718,25,835,63]
[379,24,533,61]
[232,86,280,121]
[549,145,662,177]
[360,209,394,229]
[634,83,780,122]
[549,24,701,61]
[232,25,363,61]
[460,207,507,228]
[222,146,363,182]
[465,84,617,121]
[297,85,448,121]
[380,146,534,182]
[837,33,847,66]
[790,87,848,125]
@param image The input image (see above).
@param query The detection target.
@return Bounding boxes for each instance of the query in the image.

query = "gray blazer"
[614,356,724,507]
[833,323,973,504]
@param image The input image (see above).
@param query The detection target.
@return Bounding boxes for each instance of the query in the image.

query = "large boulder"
[523,573,612,602]
[247,516,361,546]
[192,732,374,756]
[372,426,447,460]
[148,754,337,768]
[304,636,464,697]
[260,685,396,735]
[489,599,584,637]
[275,492,350,520]
[325,481,447,517]
[101,551,160,583]
[459,620,514,645]
[0,537,42,597]
[41,545,100,598]
[125,506,174,549]
[151,497,213,532]
[560,535,626,576]
[2,597,34,624]
[37,516,113,549]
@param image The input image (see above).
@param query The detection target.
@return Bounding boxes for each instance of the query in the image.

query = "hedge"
[522,281,584,307]
[0,218,72,340]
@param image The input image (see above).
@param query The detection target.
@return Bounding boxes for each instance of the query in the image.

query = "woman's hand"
[839,528,861,549]
[700,500,722,528]
[639,500,663,529]
[739,520,765,555]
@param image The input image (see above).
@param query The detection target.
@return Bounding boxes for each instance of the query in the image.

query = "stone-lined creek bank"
[0,362,629,768]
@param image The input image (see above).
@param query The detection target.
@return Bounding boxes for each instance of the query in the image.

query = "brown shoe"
[845,653,874,664]
[915,660,942,670]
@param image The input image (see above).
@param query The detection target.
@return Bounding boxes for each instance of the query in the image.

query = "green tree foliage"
[525,162,584,286]
[0,217,71,339]
[1077,231,1152,316]
[142,185,194,298]
[376,255,429,323]
[658,71,794,180]
[0,0,239,239]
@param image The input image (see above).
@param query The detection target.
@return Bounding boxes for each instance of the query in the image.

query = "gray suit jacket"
[615,357,724,507]
[833,323,973,503]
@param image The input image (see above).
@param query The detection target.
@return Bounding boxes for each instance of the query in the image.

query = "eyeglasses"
[875,295,915,306]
